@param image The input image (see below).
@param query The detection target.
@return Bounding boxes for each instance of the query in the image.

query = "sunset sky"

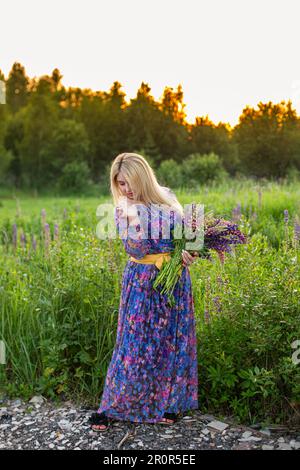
[1,0,300,126]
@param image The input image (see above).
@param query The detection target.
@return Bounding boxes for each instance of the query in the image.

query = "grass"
[0,178,299,426]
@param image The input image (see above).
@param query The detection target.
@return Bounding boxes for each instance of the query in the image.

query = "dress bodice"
[114,200,184,259]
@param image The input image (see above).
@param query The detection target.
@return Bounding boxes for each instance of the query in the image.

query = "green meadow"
[0,178,300,427]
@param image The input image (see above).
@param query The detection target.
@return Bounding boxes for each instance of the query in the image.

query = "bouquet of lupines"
[153,204,247,307]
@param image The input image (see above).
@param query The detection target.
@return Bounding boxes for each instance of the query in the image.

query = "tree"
[189,116,239,175]
[0,70,13,182]
[160,84,187,125]
[3,114,24,187]
[79,81,128,174]
[17,92,59,187]
[41,119,90,179]
[125,82,189,165]
[125,82,158,151]
[232,100,300,178]
[6,62,29,114]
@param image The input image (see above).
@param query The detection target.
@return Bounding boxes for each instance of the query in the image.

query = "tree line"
[1,62,300,193]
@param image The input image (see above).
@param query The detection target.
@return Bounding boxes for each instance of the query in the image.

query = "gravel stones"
[0,398,299,450]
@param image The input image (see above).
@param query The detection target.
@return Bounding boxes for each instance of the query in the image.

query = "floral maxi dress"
[97,201,199,423]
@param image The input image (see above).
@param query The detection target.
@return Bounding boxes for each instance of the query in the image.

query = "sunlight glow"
[1,0,300,126]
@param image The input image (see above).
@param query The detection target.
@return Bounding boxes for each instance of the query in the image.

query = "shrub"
[56,161,93,194]
[182,152,228,188]
[157,159,183,188]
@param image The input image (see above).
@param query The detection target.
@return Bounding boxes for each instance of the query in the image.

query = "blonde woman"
[89,153,199,431]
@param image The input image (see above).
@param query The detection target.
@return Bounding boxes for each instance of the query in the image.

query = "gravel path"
[1,397,299,450]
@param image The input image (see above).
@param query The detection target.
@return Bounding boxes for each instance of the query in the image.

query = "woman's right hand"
[182,250,199,267]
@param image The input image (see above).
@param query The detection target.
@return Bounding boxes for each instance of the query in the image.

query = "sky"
[1,0,300,127]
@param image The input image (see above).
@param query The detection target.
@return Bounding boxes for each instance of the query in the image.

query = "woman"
[89,152,199,431]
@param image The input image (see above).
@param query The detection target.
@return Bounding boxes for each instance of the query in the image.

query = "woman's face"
[117,172,134,199]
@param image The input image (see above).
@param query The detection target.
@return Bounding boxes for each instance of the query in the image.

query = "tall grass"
[0,179,299,426]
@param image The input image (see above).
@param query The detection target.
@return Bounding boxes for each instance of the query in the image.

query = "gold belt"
[130,252,172,270]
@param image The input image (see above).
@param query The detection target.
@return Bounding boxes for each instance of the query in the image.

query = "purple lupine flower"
[20,231,26,248]
[284,209,289,224]
[294,222,300,242]
[31,234,37,252]
[154,212,247,307]
[232,203,241,222]
[212,295,222,313]
[204,218,247,253]
[44,223,51,250]
[12,224,17,250]
[204,310,211,323]
[54,224,59,241]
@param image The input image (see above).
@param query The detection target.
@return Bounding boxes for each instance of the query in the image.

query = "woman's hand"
[117,197,136,216]
[117,198,141,225]
[182,250,199,267]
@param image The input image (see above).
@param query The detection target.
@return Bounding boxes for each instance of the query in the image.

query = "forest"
[1,62,300,195]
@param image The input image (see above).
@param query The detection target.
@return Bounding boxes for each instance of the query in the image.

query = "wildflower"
[284,209,289,224]
[20,231,26,248]
[204,310,211,323]
[212,295,222,313]
[54,224,59,241]
[294,222,300,242]
[31,234,37,251]
[153,208,247,306]
[12,224,17,250]
[44,223,51,252]
[232,203,241,222]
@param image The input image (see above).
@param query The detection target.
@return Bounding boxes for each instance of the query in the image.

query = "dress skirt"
[97,257,199,424]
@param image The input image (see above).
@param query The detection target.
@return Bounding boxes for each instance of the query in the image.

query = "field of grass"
[0,179,300,427]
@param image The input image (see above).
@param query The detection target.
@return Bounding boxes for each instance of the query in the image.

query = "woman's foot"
[158,412,178,425]
[88,411,109,432]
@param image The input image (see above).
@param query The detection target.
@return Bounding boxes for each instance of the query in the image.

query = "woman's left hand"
[182,250,199,267]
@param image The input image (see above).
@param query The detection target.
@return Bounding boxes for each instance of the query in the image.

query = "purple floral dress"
[97,199,199,423]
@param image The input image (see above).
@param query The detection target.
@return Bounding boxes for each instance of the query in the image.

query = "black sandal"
[88,411,109,432]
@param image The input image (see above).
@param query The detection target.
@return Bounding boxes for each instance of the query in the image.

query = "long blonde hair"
[110,152,184,217]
